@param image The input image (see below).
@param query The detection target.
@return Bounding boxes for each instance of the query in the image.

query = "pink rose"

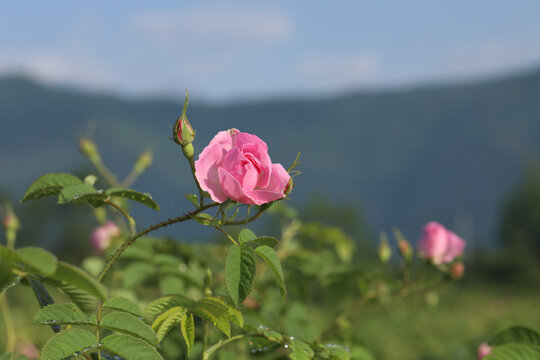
[418,221,465,264]
[91,221,120,254]
[195,129,291,205]
[477,342,492,359]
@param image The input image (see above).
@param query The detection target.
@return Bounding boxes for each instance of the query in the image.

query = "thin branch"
[97,202,220,282]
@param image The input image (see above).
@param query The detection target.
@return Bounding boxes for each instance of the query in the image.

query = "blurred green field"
[2,282,538,360]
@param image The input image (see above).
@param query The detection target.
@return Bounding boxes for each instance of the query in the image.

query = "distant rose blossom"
[91,221,120,254]
[418,221,465,264]
[195,129,291,205]
[477,342,492,359]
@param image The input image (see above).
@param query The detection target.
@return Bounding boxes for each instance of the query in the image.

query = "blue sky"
[1,1,540,100]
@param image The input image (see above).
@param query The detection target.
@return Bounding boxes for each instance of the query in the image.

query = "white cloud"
[132,6,293,47]
[297,54,378,90]
[0,51,112,90]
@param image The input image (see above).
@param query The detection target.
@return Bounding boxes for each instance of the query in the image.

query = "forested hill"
[1,67,540,246]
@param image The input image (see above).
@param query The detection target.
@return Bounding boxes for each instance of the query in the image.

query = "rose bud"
[397,237,413,262]
[172,90,195,153]
[378,233,392,263]
[451,262,465,279]
[3,213,19,232]
[477,342,492,359]
[195,129,291,205]
[418,221,465,265]
[91,221,120,254]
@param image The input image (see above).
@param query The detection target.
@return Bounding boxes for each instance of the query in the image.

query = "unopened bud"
[450,262,465,279]
[134,150,153,173]
[3,213,19,232]
[173,90,195,147]
[378,232,392,263]
[78,138,100,162]
[394,229,413,262]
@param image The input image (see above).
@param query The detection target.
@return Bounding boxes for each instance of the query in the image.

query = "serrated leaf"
[192,302,230,337]
[33,303,95,326]
[57,184,103,204]
[106,188,160,211]
[100,312,158,346]
[101,334,163,360]
[256,326,283,343]
[103,297,144,317]
[181,312,195,356]
[0,264,20,293]
[290,339,314,360]
[0,246,57,276]
[21,173,83,202]
[238,229,256,244]
[152,306,186,342]
[255,245,286,299]
[42,281,97,313]
[144,295,194,318]
[225,244,256,306]
[51,261,107,301]
[253,236,279,248]
[197,297,243,327]
[490,326,540,347]
[184,194,199,208]
[484,344,540,360]
[41,328,99,360]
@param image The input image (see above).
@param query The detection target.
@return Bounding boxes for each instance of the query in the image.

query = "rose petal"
[418,221,449,264]
[195,142,228,203]
[218,168,256,205]
[442,230,466,263]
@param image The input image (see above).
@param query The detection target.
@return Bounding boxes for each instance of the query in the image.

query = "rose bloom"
[477,342,492,359]
[91,221,120,254]
[418,221,465,264]
[195,129,291,205]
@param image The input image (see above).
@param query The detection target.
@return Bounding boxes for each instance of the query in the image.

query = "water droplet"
[284,344,289,349]
[73,195,80,200]
[97,189,104,194]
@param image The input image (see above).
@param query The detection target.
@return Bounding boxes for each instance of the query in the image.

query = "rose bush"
[418,221,466,264]
[195,128,291,205]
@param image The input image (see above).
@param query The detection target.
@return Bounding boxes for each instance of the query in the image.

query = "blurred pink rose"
[477,342,492,359]
[91,221,120,254]
[195,129,291,205]
[418,221,465,264]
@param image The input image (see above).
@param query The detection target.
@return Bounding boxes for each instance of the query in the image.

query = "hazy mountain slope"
[1,69,540,245]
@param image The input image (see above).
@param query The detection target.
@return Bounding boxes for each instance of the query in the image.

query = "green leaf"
[192,301,231,337]
[51,261,107,301]
[103,297,144,317]
[255,245,286,299]
[144,295,194,318]
[253,236,279,248]
[57,184,103,204]
[121,262,155,288]
[255,326,283,343]
[33,303,95,326]
[184,194,199,208]
[490,326,540,347]
[225,244,256,306]
[0,264,20,293]
[42,281,97,313]
[100,312,159,346]
[21,173,83,202]
[196,296,243,327]
[101,334,163,360]
[181,312,195,356]
[289,339,315,360]
[321,343,351,360]
[193,213,219,226]
[106,188,160,211]
[485,344,540,360]
[41,328,99,360]
[0,246,57,276]
[152,306,186,342]
[238,229,256,244]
